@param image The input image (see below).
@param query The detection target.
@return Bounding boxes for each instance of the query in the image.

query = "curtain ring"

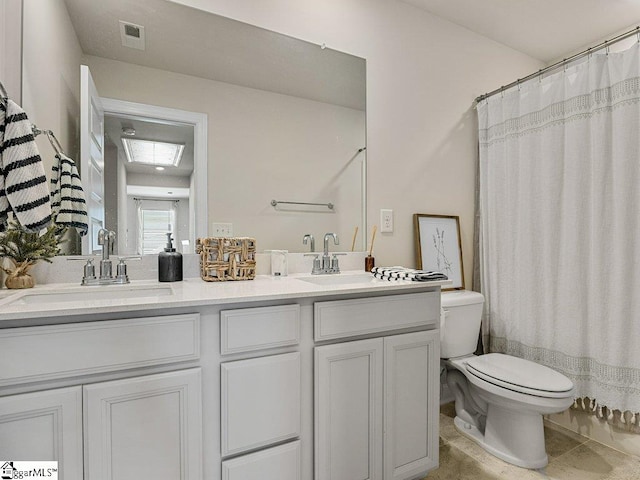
[538,69,543,84]
[636,26,640,43]
[563,59,568,73]
[517,79,521,91]
[605,40,609,55]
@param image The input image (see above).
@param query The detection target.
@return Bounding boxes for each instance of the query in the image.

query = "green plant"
[0,221,63,278]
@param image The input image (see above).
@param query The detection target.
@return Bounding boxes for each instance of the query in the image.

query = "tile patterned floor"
[424,403,640,480]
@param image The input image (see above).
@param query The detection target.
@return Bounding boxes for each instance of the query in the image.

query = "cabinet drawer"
[221,352,301,456]
[220,304,300,355]
[222,440,301,480]
[0,314,200,386]
[314,292,439,342]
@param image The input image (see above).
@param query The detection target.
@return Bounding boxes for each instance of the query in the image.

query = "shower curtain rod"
[475,25,640,104]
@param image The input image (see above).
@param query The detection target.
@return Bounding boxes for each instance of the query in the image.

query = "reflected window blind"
[141,208,174,254]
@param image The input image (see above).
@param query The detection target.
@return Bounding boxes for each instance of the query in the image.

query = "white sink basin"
[297,273,375,286]
[1,284,174,306]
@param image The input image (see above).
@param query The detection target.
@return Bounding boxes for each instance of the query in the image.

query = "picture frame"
[413,214,464,289]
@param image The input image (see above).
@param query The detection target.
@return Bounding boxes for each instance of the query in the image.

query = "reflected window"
[136,200,177,254]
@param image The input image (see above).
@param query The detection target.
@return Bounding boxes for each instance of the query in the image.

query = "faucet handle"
[330,253,346,273]
[116,258,129,282]
[83,258,96,280]
[304,253,322,274]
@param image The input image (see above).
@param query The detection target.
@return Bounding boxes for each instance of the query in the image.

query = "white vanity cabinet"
[0,313,202,480]
[314,292,441,480]
[83,368,202,480]
[0,386,84,479]
[219,304,302,480]
[0,278,445,480]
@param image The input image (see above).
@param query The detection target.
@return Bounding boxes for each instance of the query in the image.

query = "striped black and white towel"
[371,266,448,282]
[50,153,88,236]
[0,99,52,232]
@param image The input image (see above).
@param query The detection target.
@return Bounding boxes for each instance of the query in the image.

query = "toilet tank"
[440,290,485,358]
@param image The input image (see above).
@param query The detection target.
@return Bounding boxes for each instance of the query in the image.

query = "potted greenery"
[0,221,63,289]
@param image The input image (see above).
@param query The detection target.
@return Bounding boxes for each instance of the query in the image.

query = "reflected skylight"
[122,138,185,167]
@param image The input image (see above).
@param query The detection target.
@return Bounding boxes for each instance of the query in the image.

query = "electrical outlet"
[380,209,393,233]
[212,222,233,237]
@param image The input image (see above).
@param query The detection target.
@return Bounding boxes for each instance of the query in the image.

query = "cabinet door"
[83,368,202,480]
[384,331,439,480]
[315,338,383,480]
[221,352,301,456]
[0,387,83,480]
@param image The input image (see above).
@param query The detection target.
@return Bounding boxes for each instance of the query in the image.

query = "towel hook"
[32,124,65,156]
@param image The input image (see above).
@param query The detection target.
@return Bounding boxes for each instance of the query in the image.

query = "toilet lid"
[465,353,574,398]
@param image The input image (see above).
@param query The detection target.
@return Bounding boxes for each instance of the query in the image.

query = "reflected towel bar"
[271,200,334,210]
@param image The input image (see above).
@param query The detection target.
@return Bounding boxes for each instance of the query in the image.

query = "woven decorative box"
[196,237,256,281]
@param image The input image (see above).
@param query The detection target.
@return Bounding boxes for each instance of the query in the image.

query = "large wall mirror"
[20,0,367,255]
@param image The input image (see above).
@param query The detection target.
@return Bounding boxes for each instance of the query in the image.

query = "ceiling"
[401,0,640,62]
[63,0,366,110]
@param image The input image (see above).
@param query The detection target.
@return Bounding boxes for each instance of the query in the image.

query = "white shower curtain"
[478,43,640,415]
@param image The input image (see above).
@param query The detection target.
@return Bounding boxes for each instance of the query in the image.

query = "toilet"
[440,290,575,469]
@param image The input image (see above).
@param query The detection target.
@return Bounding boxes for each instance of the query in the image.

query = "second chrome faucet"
[305,232,343,274]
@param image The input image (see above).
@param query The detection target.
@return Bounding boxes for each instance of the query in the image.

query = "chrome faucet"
[303,234,315,252]
[308,233,342,275]
[81,229,130,285]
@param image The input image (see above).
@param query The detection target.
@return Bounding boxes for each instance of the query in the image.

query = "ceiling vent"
[119,21,145,50]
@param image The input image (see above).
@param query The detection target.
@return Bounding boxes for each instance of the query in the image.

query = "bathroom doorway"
[99,98,208,256]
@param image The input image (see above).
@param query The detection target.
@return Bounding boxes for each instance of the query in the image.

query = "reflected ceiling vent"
[119,20,145,50]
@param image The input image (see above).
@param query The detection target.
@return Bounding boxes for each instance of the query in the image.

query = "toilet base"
[453,404,549,469]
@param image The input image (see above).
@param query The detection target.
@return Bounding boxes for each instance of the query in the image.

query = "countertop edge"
[0,272,451,322]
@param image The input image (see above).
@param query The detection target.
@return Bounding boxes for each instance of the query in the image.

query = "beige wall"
[171,0,544,285]
[84,55,365,253]
[22,0,82,171]
[0,0,23,101]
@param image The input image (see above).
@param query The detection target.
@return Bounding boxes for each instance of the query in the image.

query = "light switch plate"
[380,209,393,233]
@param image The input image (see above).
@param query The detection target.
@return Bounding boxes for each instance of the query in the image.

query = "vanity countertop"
[0,270,450,321]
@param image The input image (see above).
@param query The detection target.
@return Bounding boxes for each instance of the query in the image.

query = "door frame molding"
[100,98,208,247]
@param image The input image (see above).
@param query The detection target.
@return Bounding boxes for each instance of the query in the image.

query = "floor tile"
[424,440,504,480]
[544,440,640,480]
[543,421,589,461]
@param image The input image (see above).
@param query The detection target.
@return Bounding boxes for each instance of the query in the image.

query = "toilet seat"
[465,353,574,399]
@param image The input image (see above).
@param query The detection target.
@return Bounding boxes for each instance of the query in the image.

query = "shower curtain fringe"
[571,396,640,433]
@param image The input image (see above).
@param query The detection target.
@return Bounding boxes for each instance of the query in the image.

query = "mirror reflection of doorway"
[103,114,195,256]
